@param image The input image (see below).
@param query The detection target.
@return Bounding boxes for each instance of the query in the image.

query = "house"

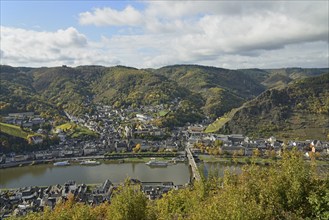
[187,126,204,134]
[141,182,174,200]
[29,136,43,144]
[14,155,29,162]
[187,136,199,145]
[202,134,216,142]
[8,112,34,118]
[99,179,113,194]
[228,134,245,144]
[268,136,276,145]
[3,116,15,124]
[22,122,33,128]
[221,146,246,156]
[164,142,178,152]
[31,118,45,125]
[37,129,46,134]
[136,114,152,122]
[124,126,133,138]
[140,142,151,151]
[21,188,37,201]
[115,141,128,153]
[57,133,66,142]
[311,140,323,150]
[62,181,77,197]
[83,146,98,156]
[34,151,53,160]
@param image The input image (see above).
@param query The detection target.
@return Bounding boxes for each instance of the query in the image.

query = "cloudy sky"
[1,1,328,69]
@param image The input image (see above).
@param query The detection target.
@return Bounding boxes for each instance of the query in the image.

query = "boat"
[80,160,101,165]
[145,160,168,167]
[53,161,70,166]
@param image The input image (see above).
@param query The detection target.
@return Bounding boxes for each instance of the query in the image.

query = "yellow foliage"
[133,143,141,153]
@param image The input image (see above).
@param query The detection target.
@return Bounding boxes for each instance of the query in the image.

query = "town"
[1,103,329,218]
[1,103,329,165]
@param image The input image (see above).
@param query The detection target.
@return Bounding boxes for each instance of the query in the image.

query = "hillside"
[0,65,60,118]
[154,65,265,118]
[239,67,329,89]
[0,122,32,140]
[0,65,205,127]
[220,73,329,140]
[0,122,47,152]
[56,122,98,139]
[31,66,98,116]
[1,65,328,130]
[92,66,199,108]
[1,64,264,122]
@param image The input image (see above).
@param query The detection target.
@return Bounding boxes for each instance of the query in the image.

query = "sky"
[1,0,328,69]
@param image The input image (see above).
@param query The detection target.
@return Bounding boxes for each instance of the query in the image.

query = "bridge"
[186,145,201,182]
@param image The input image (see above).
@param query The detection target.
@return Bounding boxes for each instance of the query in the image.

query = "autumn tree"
[133,143,141,153]
[106,180,148,220]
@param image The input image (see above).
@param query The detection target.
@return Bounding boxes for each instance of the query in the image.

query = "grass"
[159,110,170,117]
[0,122,32,139]
[56,123,74,131]
[205,106,243,133]
[205,116,231,133]
[56,123,98,138]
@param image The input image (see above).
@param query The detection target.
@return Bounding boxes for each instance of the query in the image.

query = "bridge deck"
[186,146,201,181]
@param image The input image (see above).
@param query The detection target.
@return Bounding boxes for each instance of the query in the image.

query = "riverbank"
[199,155,275,165]
[198,155,329,166]
[0,152,182,169]
[104,157,177,163]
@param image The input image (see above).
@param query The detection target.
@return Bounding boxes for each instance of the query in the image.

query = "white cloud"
[1,1,328,68]
[79,5,143,26]
[0,26,119,67]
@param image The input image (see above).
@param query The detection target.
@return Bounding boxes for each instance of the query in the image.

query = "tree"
[232,150,239,164]
[107,180,148,220]
[252,148,260,158]
[238,149,244,156]
[133,143,141,153]
[214,139,223,147]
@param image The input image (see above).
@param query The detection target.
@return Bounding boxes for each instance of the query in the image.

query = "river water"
[0,162,191,188]
[0,161,255,189]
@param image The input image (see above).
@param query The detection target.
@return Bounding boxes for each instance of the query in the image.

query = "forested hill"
[155,65,265,117]
[0,65,61,118]
[1,64,265,120]
[1,64,328,128]
[221,73,329,140]
[238,67,329,89]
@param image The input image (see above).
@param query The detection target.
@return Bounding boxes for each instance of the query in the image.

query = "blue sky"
[1,1,145,39]
[1,1,328,68]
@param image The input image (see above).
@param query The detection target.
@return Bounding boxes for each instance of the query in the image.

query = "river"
[0,162,190,189]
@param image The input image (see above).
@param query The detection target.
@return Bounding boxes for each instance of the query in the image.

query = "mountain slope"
[154,65,265,118]
[0,65,61,117]
[92,66,200,107]
[1,64,328,134]
[220,73,329,140]
[0,65,205,126]
[239,67,329,89]
[2,64,265,120]
[32,66,96,116]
